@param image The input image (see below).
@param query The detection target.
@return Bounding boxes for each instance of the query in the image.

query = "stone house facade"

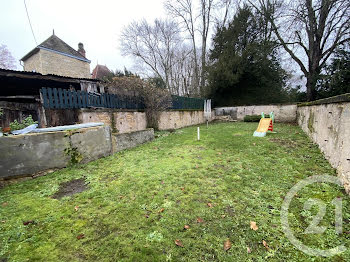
[21,34,91,78]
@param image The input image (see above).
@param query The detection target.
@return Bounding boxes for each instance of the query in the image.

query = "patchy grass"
[1,122,349,261]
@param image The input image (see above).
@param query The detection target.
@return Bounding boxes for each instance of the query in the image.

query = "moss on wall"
[307,111,315,133]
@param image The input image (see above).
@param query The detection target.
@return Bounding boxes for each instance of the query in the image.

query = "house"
[92,64,112,80]
[21,33,91,79]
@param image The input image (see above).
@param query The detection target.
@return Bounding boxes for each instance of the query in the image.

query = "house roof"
[21,34,91,63]
[92,64,111,79]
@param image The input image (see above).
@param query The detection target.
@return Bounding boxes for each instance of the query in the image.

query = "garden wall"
[0,126,154,180]
[78,109,208,132]
[215,104,297,122]
[78,109,147,133]
[112,129,154,152]
[158,110,207,130]
[297,94,350,193]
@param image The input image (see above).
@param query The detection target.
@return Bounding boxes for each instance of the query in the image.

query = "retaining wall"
[79,109,207,132]
[297,95,350,193]
[0,126,154,179]
[215,104,297,122]
[112,129,154,152]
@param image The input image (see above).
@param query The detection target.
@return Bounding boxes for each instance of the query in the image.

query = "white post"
[197,127,200,141]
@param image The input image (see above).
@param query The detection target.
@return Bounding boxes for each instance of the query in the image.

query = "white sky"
[0,0,167,72]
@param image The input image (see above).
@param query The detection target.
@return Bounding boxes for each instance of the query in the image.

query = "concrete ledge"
[0,126,112,179]
[0,131,70,179]
[112,128,154,153]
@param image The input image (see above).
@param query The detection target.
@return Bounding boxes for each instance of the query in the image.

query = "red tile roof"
[92,64,111,79]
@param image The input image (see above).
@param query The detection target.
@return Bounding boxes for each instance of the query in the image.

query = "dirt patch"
[52,178,88,199]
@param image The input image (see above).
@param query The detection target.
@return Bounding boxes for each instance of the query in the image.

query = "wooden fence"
[40,87,144,110]
[40,88,204,110]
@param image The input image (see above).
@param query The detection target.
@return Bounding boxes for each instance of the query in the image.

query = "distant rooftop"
[92,64,111,79]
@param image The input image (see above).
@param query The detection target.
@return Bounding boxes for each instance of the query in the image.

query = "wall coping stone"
[297,93,350,107]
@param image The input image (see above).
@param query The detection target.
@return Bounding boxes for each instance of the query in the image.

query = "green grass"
[1,122,349,261]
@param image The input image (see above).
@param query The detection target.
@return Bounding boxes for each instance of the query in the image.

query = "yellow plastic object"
[256,118,272,133]
[253,118,273,137]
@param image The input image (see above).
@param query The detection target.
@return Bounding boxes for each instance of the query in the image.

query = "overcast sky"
[0,0,166,72]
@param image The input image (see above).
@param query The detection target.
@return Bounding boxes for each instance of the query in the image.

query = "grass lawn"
[1,122,349,261]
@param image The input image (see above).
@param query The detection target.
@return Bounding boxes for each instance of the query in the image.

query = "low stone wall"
[215,104,297,122]
[79,109,207,132]
[112,129,154,152]
[297,97,350,193]
[0,125,154,180]
[158,110,206,130]
[78,109,147,133]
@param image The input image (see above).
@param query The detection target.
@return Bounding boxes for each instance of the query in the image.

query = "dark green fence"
[40,88,204,110]
[40,87,144,110]
[170,95,204,110]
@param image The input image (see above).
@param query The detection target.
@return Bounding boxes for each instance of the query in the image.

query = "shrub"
[107,76,172,130]
[243,115,261,122]
[9,115,37,131]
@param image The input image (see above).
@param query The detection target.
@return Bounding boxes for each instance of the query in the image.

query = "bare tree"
[0,44,17,70]
[214,0,235,28]
[200,0,215,93]
[121,18,203,95]
[250,0,350,101]
[165,0,201,94]
[120,19,182,93]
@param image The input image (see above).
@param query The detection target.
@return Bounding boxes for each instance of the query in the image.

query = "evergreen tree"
[317,46,350,99]
[207,6,288,106]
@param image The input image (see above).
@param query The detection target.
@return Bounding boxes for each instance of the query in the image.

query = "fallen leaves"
[223,239,231,251]
[77,234,85,240]
[196,217,204,223]
[23,220,34,226]
[184,225,190,230]
[250,221,258,231]
[158,208,165,213]
[2,202,8,207]
[207,203,213,208]
[262,240,269,250]
[175,239,184,247]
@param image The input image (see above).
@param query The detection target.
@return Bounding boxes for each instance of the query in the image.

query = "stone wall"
[215,104,297,122]
[158,110,206,130]
[297,101,350,193]
[23,49,91,79]
[0,125,154,180]
[112,129,154,152]
[79,109,206,132]
[78,109,147,133]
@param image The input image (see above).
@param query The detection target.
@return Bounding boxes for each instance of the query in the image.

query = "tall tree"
[165,0,216,96]
[0,44,16,70]
[208,5,288,105]
[250,0,350,101]
[317,45,350,98]
[120,19,182,94]
[164,0,200,94]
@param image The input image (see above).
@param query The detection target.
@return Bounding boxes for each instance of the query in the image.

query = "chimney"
[78,42,86,57]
